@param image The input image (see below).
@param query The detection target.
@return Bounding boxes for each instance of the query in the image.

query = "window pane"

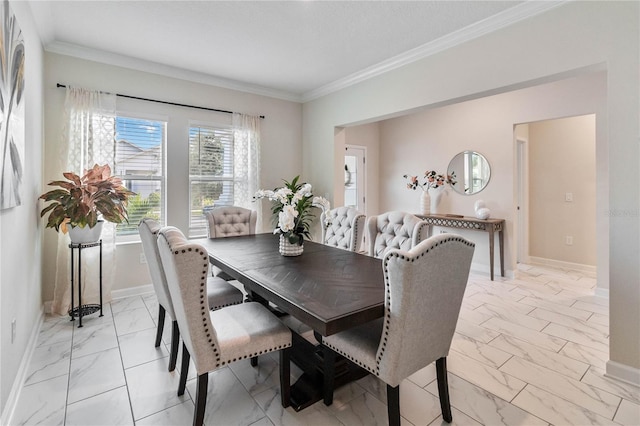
[189,124,234,233]
[117,181,162,235]
[114,116,165,238]
[189,126,233,177]
[190,180,234,230]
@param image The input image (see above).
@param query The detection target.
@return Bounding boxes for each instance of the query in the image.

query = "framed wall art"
[0,0,25,210]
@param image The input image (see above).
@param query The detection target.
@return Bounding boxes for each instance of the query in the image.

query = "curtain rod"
[56,83,265,119]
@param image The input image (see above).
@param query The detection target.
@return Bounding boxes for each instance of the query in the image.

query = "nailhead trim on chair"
[168,242,223,367]
[375,235,475,376]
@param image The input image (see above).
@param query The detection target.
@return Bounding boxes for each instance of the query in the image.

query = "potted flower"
[39,163,136,243]
[403,170,457,215]
[254,176,330,256]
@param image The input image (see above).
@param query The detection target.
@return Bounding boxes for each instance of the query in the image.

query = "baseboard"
[605,360,640,387]
[111,283,154,299]
[1,307,45,426]
[42,284,154,314]
[528,256,597,273]
[470,263,515,280]
[595,287,609,299]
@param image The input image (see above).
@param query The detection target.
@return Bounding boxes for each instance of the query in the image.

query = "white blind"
[114,116,165,237]
[189,125,234,234]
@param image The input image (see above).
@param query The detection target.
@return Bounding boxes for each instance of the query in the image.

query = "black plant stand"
[68,240,103,327]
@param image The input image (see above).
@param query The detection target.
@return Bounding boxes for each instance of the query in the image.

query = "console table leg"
[499,230,505,277]
[489,229,495,281]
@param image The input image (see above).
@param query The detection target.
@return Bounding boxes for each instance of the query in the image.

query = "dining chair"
[157,226,292,426]
[366,210,429,258]
[320,206,365,252]
[138,218,244,373]
[322,233,475,425]
[205,206,257,280]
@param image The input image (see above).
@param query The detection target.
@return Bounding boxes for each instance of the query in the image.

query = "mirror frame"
[447,151,491,195]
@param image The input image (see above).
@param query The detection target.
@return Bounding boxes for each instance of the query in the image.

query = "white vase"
[430,188,444,214]
[279,234,304,256]
[68,221,104,244]
[419,190,431,215]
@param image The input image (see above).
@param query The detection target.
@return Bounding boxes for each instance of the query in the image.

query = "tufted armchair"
[205,206,257,238]
[205,206,257,280]
[157,226,292,426]
[367,211,429,258]
[138,218,243,375]
[322,234,475,425]
[321,206,365,252]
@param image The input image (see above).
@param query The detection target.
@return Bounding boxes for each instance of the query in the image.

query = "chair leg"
[436,357,453,423]
[193,373,208,426]
[386,384,400,426]
[168,320,180,372]
[178,343,190,396]
[279,347,291,408]
[322,345,336,406]
[155,305,166,347]
[250,356,258,367]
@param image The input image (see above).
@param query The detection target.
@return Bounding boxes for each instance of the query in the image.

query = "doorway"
[344,145,366,214]
[515,115,597,270]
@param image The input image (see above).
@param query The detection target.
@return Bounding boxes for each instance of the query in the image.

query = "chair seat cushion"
[211,302,292,365]
[322,318,383,375]
[207,276,243,310]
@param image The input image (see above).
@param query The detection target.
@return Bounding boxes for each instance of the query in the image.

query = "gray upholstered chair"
[205,206,257,280]
[367,211,429,258]
[322,233,475,425]
[157,226,292,426]
[320,206,365,252]
[138,218,244,373]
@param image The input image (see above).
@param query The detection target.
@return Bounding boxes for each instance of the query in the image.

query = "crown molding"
[45,41,303,103]
[302,0,567,102]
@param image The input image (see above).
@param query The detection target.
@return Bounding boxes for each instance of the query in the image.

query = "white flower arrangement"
[254,176,331,245]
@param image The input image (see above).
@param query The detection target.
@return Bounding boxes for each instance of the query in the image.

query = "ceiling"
[28,1,559,102]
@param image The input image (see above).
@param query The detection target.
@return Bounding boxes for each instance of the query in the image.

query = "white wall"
[529,115,596,266]
[303,2,639,382]
[371,73,604,278]
[43,53,302,298]
[0,1,44,415]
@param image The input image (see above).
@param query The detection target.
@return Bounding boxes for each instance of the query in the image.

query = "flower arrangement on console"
[254,176,331,246]
[403,170,457,192]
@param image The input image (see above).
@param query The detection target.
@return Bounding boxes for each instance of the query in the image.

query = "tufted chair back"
[205,206,257,238]
[139,218,175,319]
[321,206,365,252]
[157,226,220,375]
[367,211,429,258]
[376,234,474,386]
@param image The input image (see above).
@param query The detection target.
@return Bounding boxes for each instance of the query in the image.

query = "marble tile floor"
[10,264,640,426]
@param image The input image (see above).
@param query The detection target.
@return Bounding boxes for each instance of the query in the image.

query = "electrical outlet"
[565,192,573,202]
[11,319,16,343]
[140,253,147,264]
[565,236,573,245]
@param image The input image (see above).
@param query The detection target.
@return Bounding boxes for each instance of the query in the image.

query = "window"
[189,124,234,236]
[114,116,166,241]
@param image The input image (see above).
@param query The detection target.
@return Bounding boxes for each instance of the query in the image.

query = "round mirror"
[447,151,491,195]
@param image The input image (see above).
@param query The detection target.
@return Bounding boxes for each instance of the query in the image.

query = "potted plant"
[254,176,330,256]
[39,163,135,243]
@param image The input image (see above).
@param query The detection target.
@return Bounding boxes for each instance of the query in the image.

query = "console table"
[416,214,505,281]
[68,240,104,327]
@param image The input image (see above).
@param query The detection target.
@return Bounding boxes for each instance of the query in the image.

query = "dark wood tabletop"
[194,233,385,336]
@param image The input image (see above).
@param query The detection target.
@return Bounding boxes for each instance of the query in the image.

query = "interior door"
[344,145,366,214]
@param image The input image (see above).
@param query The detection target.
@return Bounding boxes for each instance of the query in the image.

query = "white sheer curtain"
[50,87,117,315]
[232,113,262,227]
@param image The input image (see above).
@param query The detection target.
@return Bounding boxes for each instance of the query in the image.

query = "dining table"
[194,233,385,411]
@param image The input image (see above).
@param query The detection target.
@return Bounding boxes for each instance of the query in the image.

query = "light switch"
[565,192,573,202]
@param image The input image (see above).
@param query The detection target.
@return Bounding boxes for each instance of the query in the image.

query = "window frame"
[113,112,167,243]
[188,120,235,237]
